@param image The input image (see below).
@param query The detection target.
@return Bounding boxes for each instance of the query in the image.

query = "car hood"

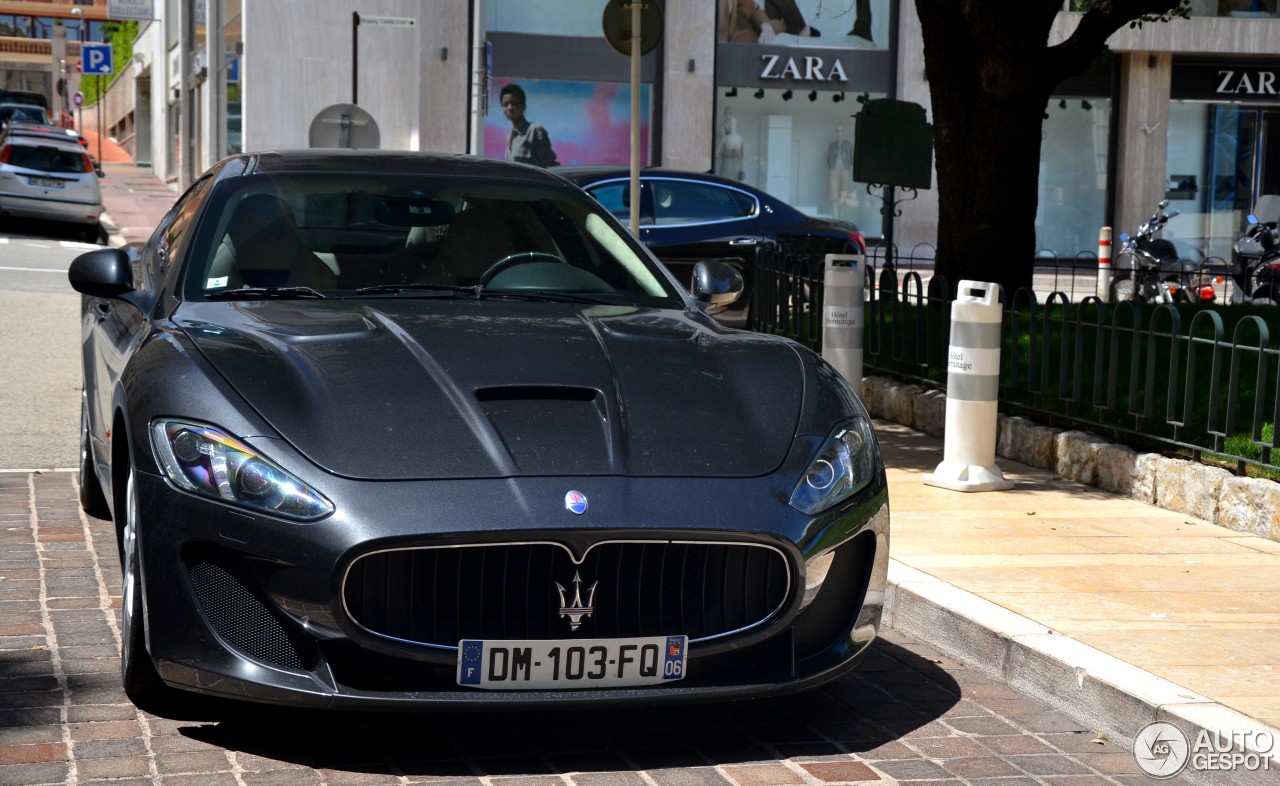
[176,300,805,480]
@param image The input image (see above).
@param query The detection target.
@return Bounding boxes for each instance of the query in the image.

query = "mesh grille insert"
[188,561,304,670]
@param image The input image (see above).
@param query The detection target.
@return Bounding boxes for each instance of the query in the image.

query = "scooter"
[1231,195,1280,305]
[1110,200,1216,304]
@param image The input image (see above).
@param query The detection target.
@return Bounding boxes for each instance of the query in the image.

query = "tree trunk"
[913,0,1187,301]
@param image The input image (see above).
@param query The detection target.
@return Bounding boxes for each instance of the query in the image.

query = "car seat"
[221,193,338,290]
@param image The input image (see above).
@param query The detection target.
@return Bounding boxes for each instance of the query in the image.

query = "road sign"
[73,92,83,108]
[602,0,663,56]
[359,16,415,27]
[82,43,114,76]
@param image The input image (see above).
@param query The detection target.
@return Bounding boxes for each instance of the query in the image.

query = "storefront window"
[1035,96,1111,257]
[715,87,885,235]
[486,0,609,37]
[1166,101,1280,262]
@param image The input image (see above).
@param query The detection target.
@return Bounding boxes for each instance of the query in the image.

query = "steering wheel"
[477,251,569,286]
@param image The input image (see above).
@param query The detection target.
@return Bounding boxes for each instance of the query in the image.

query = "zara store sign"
[759,53,848,82]
[1215,69,1278,95]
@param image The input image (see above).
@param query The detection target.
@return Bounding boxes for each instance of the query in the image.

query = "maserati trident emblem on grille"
[564,490,588,515]
[556,571,598,631]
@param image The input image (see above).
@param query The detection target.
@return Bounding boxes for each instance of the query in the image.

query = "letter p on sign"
[83,44,113,76]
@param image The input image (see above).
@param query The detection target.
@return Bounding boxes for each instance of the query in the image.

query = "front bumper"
[133,469,890,710]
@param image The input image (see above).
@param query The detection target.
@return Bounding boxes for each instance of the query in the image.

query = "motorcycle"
[1109,200,1217,304]
[1230,195,1280,305]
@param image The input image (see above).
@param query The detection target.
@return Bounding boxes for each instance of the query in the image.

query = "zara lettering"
[1216,70,1279,95]
[760,54,848,82]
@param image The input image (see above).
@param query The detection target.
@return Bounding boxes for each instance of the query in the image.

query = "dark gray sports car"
[70,150,889,712]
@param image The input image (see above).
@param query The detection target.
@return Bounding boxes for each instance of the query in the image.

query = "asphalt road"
[0,231,91,471]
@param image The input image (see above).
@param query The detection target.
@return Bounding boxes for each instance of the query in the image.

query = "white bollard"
[923,280,1015,493]
[1097,226,1112,301]
[822,253,864,386]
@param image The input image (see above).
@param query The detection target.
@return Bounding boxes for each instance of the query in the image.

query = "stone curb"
[883,561,1280,786]
[862,375,1280,543]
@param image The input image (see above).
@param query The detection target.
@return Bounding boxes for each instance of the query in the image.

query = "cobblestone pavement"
[1,471,1192,786]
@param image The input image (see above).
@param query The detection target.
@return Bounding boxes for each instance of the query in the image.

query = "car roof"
[1,124,86,148]
[241,150,568,185]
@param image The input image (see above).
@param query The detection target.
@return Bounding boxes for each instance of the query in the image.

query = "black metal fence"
[751,244,1280,474]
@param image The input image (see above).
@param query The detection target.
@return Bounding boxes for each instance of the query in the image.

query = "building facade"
[69,1,1280,262]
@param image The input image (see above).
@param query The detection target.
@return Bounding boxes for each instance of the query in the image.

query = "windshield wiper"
[478,289,613,305]
[206,287,327,301]
[355,283,479,296]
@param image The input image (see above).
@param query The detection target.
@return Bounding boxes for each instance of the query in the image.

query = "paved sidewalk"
[79,127,178,247]
[879,420,1280,774]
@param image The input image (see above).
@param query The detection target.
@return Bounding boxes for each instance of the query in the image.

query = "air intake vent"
[188,561,304,670]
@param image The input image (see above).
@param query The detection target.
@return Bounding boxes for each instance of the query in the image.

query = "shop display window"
[715,88,885,236]
[1035,96,1111,258]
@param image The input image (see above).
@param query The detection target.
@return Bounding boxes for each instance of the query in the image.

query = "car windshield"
[0,104,48,125]
[6,144,86,174]
[183,173,684,308]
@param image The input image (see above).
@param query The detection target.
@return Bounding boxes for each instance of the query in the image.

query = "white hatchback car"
[0,123,103,242]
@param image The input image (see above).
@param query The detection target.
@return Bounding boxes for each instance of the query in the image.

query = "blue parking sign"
[83,44,114,76]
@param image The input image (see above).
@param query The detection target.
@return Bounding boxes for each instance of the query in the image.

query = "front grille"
[343,541,792,650]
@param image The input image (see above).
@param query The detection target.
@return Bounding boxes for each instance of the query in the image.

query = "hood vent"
[475,386,614,474]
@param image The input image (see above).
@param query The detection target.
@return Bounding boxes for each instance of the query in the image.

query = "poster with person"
[484,78,653,167]
[716,0,889,49]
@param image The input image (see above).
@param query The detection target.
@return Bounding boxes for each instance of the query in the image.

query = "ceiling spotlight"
[782,89,793,101]
[833,91,845,103]
[808,90,818,102]
[1059,98,1067,109]
[856,92,869,104]
[754,88,765,99]
[725,87,738,98]
[1082,99,1093,111]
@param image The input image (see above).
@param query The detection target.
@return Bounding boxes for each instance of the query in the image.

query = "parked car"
[69,150,889,713]
[3,119,92,152]
[557,167,866,328]
[0,123,102,241]
[0,101,50,128]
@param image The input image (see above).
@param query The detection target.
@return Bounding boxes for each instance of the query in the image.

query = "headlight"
[151,420,333,521]
[789,418,876,515]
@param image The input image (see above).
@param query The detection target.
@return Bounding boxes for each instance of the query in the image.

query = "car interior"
[193,176,675,303]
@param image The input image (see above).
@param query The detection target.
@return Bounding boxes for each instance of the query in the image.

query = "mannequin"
[717,108,747,181]
[827,124,854,217]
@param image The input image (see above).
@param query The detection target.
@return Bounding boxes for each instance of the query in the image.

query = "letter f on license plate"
[457,635,687,689]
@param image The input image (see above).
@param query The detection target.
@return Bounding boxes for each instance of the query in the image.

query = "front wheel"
[1109,274,1138,303]
[120,468,176,712]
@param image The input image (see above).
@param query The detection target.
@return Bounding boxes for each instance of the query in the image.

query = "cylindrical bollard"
[923,280,1014,493]
[1097,226,1112,301]
[822,253,864,387]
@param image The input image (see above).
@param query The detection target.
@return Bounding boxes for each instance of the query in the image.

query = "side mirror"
[1158,199,1170,210]
[1119,232,1131,243]
[690,258,744,314]
[1247,214,1259,226]
[68,247,134,298]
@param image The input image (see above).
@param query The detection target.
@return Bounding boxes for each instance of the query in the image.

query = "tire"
[119,468,175,711]
[1109,275,1137,303]
[82,224,102,244]
[78,397,110,519]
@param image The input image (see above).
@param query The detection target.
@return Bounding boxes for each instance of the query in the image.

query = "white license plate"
[29,176,64,188]
[457,635,687,689]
